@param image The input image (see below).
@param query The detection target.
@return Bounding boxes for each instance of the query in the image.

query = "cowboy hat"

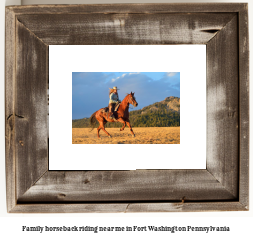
[109,86,120,90]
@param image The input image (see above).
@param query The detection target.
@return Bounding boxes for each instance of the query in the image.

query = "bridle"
[128,94,137,107]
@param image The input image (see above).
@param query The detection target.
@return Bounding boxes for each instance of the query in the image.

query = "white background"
[0,0,252,237]
[49,45,206,170]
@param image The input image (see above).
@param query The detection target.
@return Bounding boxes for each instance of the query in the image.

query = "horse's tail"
[89,111,98,132]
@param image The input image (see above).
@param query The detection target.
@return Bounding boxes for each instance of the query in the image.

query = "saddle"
[101,107,109,113]
[101,102,121,113]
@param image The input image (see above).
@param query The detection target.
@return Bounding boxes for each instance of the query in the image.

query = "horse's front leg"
[117,118,126,131]
[126,120,135,137]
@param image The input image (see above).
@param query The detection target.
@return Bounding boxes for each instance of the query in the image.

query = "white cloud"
[111,72,137,83]
[167,72,177,77]
[111,76,121,82]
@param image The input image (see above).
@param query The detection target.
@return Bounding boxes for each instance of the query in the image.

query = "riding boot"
[109,112,115,120]
[112,112,117,121]
[108,103,116,120]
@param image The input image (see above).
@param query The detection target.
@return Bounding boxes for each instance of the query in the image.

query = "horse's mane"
[125,92,135,99]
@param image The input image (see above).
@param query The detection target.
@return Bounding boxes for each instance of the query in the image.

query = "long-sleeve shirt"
[109,93,120,104]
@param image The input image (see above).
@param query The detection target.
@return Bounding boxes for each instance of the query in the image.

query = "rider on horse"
[90,89,138,138]
[108,86,121,120]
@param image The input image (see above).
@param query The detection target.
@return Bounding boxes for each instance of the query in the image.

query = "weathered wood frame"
[5,4,249,213]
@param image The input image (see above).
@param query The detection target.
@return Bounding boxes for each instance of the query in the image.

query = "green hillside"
[73,96,180,128]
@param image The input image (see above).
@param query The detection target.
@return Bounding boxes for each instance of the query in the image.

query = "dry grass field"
[72,127,180,144]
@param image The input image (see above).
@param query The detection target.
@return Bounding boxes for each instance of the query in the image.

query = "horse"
[90,92,138,139]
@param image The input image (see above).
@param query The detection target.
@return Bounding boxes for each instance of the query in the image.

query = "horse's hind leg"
[100,120,112,138]
[96,115,105,139]
[96,112,111,138]
[97,125,102,139]
[96,113,110,138]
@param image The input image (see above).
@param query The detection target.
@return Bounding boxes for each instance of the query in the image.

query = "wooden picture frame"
[5,3,249,213]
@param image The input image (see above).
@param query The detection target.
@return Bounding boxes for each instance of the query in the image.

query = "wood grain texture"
[18,170,236,202]
[5,7,16,212]
[238,4,249,209]
[15,20,48,200]
[206,16,239,198]
[10,202,247,213]
[7,3,246,14]
[125,202,248,212]
[16,13,235,45]
[5,3,249,213]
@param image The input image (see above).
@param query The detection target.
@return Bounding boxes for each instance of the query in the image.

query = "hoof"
[98,137,102,140]
[132,134,135,137]
[108,135,112,138]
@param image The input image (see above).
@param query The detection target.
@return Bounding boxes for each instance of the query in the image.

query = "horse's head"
[128,92,138,107]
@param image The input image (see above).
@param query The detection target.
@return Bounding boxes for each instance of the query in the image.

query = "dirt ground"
[72,127,180,144]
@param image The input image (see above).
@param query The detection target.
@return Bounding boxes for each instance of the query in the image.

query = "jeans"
[109,103,116,118]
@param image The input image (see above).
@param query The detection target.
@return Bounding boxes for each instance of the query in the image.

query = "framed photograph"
[5,3,249,212]
[49,45,206,170]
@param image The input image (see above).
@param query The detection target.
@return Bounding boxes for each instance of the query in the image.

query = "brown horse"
[90,92,138,138]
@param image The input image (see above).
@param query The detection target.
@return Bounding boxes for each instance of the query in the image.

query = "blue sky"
[72,72,180,119]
